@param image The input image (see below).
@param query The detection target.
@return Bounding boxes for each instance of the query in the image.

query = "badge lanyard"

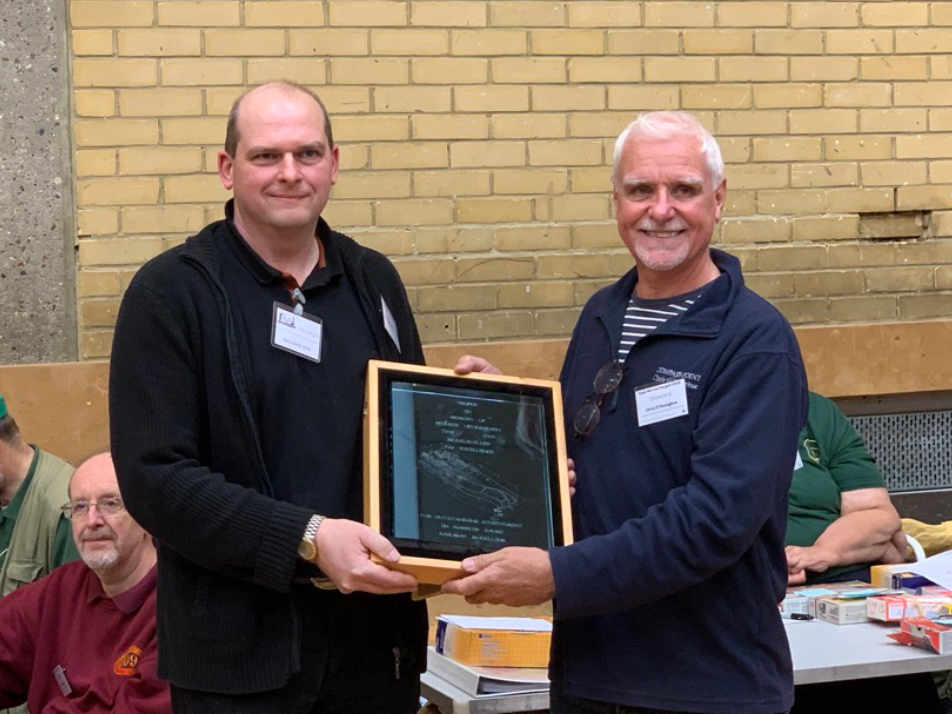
[271,273,323,363]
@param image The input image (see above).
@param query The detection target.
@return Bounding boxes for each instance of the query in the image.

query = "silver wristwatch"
[297,514,325,563]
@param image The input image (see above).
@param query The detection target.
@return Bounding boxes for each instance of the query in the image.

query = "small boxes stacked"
[869,564,937,591]
[875,587,952,654]
[866,592,952,623]
[780,581,885,623]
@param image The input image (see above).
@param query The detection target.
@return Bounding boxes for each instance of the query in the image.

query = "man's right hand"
[314,518,418,595]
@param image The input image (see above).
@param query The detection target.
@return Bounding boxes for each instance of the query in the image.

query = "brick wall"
[70,1,952,359]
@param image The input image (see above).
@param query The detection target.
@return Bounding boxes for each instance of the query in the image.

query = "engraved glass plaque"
[364,360,573,585]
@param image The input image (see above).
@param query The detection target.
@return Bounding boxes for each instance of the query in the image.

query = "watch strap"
[298,514,325,562]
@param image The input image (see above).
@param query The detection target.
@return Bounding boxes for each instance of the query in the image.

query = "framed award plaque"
[363,360,573,585]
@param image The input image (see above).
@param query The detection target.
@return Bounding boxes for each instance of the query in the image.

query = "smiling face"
[69,454,150,574]
[218,84,339,243]
[613,132,726,293]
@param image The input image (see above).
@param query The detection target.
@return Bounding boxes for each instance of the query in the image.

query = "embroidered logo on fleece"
[652,366,703,390]
[113,645,143,676]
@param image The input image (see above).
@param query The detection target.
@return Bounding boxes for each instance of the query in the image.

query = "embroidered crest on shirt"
[113,645,143,676]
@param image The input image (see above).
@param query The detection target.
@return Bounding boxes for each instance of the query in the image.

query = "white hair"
[612,111,724,188]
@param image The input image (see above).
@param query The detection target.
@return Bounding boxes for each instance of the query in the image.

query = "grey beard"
[81,545,119,571]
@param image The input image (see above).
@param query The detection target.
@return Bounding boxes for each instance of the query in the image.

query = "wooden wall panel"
[797,320,952,398]
[0,360,109,465]
[2,320,950,465]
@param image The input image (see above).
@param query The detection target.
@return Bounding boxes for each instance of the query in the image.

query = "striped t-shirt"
[616,289,703,364]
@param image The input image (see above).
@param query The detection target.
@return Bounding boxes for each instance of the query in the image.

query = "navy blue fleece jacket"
[549,249,807,714]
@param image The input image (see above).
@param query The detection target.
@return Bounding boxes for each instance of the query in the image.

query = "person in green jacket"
[785,391,907,584]
[0,393,78,596]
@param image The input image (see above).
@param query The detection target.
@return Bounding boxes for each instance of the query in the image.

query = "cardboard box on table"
[780,581,876,619]
[866,593,952,623]
[816,597,872,625]
[434,615,551,668]
[870,563,917,588]
[890,617,952,654]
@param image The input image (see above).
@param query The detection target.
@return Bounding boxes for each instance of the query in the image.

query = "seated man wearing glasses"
[447,112,807,714]
[0,452,170,712]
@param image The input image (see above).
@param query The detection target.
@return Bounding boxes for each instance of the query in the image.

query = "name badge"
[381,296,401,353]
[635,379,689,427]
[271,302,323,363]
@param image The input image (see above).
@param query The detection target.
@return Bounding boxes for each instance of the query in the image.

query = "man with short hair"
[0,452,169,712]
[0,393,78,596]
[448,111,808,714]
[109,81,426,713]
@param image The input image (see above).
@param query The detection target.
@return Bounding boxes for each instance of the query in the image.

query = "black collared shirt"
[218,217,377,519]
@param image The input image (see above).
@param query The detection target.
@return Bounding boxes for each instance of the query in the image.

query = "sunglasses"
[572,360,624,438]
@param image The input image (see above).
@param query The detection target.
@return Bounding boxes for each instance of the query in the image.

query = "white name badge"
[381,296,401,353]
[635,379,689,427]
[271,302,323,363]
[794,452,804,471]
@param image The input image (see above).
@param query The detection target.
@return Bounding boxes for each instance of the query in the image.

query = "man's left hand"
[315,518,419,595]
[441,547,555,605]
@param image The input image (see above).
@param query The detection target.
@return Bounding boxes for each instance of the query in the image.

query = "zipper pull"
[392,646,401,680]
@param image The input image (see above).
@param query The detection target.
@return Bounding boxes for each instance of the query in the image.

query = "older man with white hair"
[0,452,169,712]
[449,111,808,714]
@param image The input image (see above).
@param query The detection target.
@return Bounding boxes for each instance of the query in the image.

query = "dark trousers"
[551,691,707,714]
[550,691,787,714]
[792,672,941,714]
[171,587,421,714]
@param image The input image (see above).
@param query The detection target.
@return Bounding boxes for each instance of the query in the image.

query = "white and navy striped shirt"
[616,290,702,364]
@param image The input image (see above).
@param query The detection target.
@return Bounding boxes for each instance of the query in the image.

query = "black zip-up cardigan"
[109,213,427,693]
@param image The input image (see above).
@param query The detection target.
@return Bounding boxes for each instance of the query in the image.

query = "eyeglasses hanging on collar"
[572,360,624,438]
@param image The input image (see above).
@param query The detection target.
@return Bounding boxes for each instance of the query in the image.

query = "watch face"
[298,538,317,562]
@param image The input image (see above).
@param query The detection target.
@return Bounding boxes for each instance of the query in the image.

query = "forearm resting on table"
[809,508,903,568]
[793,488,904,574]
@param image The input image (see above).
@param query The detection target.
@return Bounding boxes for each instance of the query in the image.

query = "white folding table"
[422,618,952,713]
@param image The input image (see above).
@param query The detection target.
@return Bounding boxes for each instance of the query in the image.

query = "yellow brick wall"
[70,0,952,359]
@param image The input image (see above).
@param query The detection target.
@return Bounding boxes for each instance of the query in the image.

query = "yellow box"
[869,563,910,587]
[434,615,551,668]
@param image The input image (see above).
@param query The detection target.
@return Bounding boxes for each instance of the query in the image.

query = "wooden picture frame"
[364,360,573,586]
